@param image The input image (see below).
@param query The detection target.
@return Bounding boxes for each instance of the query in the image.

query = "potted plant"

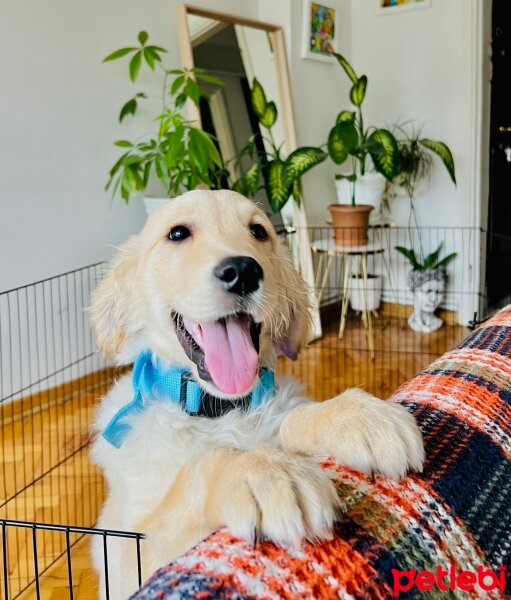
[326,53,400,245]
[103,31,227,214]
[395,243,457,333]
[382,123,456,220]
[232,79,327,213]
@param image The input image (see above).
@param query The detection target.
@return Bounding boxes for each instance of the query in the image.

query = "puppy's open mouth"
[172,312,262,396]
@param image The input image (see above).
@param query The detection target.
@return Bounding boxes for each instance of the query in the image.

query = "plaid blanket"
[131,309,511,599]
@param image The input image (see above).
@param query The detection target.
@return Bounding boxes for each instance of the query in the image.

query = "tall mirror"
[176,5,321,338]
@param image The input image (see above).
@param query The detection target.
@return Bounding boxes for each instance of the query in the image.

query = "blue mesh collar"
[102,351,275,448]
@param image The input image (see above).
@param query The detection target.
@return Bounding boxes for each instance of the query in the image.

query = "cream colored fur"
[89,190,424,599]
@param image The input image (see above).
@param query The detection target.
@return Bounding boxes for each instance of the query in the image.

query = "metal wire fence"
[0,226,494,598]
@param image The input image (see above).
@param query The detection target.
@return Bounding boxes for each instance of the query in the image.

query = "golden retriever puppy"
[90,190,424,598]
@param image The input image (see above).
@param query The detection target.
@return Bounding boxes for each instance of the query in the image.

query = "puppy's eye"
[250,223,269,241]
[168,226,191,242]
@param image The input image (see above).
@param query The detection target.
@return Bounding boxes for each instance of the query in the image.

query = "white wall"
[259,0,352,227]
[348,0,480,230]
[0,0,487,397]
[0,0,260,293]
[0,0,264,400]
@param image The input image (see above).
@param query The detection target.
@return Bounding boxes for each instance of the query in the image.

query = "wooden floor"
[0,312,468,599]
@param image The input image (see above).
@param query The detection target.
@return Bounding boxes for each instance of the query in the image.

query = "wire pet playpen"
[0,226,489,598]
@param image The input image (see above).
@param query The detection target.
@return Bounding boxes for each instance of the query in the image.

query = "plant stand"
[311,239,389,360]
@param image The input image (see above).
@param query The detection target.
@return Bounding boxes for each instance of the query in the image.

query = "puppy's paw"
[280,390,424,480]
[207,447,340,548]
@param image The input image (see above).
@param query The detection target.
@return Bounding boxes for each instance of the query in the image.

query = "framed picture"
[378,0,431,14]
[301,1,339,63]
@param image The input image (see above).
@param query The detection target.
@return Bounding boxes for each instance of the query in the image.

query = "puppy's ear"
[271,239,312,360]
[90,236,140,363]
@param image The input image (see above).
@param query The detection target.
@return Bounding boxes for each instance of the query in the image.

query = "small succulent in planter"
[104,31,227,207]
[395,244,457,333]
[326,53,400,245]
[232,79,327,213]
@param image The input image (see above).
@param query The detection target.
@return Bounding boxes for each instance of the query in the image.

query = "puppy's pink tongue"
[200,317,258,395]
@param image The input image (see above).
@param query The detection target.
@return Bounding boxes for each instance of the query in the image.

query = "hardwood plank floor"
[1,312,469,599]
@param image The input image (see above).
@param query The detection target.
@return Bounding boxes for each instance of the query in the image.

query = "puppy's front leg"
[138,446,340,584]
[280,389,424,479]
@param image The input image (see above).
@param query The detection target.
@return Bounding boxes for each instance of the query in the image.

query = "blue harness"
[102,351,276,449]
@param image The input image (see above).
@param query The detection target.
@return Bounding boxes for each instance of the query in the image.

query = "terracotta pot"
[328,204,373,246]
[335,172,385,223]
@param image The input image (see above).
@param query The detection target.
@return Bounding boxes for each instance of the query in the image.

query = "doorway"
[486,0,511,308]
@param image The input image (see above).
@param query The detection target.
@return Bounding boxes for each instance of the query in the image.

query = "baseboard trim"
[0,366,124,425]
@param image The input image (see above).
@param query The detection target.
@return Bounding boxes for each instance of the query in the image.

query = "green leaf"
[188,128,210,174]
[232,177,248,196]
[395,246,420,270]
[142,161,152,187]
[350,75,367,107]
[119,98,137,122]
[194,129,223,167]
[260,101,277,129]
[233,164,259,197]
[129,51,142,82]
[149,45,167,54]
[165,130,184,166]
[195,73,224,86]
[114,140,134,147]
[184,79,202,106]
[334,173,357,182]
[292,180,301,206]
[367,129,399,180]
[138,31,149,46]
[327,121,359,164]
[420,139,456,184]
[143,47,157,69]
[171,75,186,96]
[251,78,267,120]
[174,93,187,108]
[332,53,358,84]
[103,47,137,62]
[244,163,260,196]
[336,111,356,124]
[435,252,457,269]
[283,147,327,188]
[263,160,290,213]
[108,151,130,177]
[424,244,442,269]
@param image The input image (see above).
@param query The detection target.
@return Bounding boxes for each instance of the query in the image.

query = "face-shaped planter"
[407,268,447,333]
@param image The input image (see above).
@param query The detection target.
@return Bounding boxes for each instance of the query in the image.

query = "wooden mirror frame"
[176,4,322,339]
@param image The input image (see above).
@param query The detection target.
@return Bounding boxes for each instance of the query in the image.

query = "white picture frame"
[301,0,339,63]
[377,0,431,15]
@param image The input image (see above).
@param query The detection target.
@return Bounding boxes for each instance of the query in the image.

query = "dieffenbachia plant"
[327,53,400,206]
[232,79,327,213]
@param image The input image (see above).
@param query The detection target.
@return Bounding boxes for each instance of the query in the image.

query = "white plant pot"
[335,172,386,224]
[349,275,382,312]
[143,196,171,216]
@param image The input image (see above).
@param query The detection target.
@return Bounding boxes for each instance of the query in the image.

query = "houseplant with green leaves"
[232,79,327,213]
[326,52,400,245]
[383,122,456,258]
[388,123,457,332]
[103,31,227,213]
[395,243,457,333]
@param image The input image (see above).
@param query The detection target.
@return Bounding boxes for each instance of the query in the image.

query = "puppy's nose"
[214,256,263,296]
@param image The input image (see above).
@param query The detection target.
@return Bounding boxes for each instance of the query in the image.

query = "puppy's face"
[91,190,310,398]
